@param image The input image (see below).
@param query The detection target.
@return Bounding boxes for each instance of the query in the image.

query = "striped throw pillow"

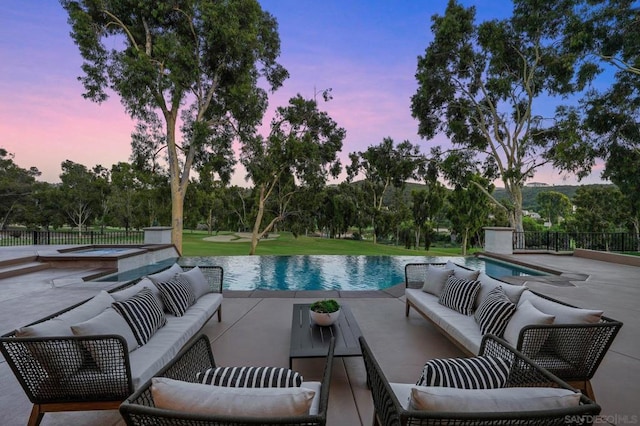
[198,366,303,388]
[112,287,166,345]
[416,356,511,389]
[155,276,196,317]
[474,286,516,337]
[438,276,481,315]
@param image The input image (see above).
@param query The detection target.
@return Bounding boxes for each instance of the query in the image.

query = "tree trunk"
[461,228,469,256]
[165,112,187,255]
[249,185,266,255]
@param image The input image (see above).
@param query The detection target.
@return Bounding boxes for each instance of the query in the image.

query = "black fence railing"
[0,230,145,246]
[514,231,640,253]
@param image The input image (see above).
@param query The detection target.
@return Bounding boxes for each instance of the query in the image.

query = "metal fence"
[514,231,640,252]
[0,229,145,246]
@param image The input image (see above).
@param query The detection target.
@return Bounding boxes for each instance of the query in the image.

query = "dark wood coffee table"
[289,303,363,368]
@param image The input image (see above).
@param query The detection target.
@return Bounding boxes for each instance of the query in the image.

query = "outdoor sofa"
[360,334,601,426]
[0,262,223,426]
[404,261,623,401]
[120,334,335,426]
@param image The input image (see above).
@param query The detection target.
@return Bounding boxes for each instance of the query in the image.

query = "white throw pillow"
[503,300,556,353]
[178,266,212,299]
[519,291,602,324]
[151,377,315,417]
[71,307,139,371]
[112,277,164,310]
[147,263,184,285]
[446,260,480,281]
[55,290,116,324]
[421,266,454,296]
[475,272,526,309]
[410,386,580,412]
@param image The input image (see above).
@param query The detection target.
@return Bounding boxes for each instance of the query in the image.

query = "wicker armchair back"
[360,335,601,426]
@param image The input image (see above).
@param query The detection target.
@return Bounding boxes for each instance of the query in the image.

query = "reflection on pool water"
[181,255,545,291]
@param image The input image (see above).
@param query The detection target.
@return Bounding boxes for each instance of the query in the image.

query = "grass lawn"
[181,230,474,257]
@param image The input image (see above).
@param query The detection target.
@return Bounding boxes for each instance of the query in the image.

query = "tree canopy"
[61,0,288,252]
[411,0,602,233]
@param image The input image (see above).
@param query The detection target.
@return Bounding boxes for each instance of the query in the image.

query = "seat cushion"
[474,286,516,337]
[112,287,166,346]
[439,276,481,316]
[409,386,581,412]
[416,356,510,389]
[151,377,316,417]
[198,366,303,388]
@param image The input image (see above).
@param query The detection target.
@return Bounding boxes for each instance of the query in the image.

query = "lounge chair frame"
[120,334,335,426]
[360,334,601,426]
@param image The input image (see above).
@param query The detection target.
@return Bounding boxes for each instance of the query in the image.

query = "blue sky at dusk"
[1,1,606,186]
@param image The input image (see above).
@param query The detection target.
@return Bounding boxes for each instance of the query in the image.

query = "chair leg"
[217,306,222,322]
[405,301,410,317]
[28,404,44,426]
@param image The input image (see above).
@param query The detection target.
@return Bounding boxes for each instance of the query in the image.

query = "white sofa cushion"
[503,299,555,353]
[71,307,139,371]
[409,386,581,412]
[112,278,165,311]
[475,272,526,309]
[178,266,213,299]
[519,291,603,324]
[55,290,116,324]
[147,263,184,285]
[128,292,222,388]
[421,266,454,296]
[151,377,316,417]
[446,260,480,281]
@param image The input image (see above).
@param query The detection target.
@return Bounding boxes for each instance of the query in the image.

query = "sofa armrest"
[182,265,224,293]
[0,334,133,404]
[516,319,623,381]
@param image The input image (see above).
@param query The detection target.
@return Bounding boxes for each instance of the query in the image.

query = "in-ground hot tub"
[38,244,179,279]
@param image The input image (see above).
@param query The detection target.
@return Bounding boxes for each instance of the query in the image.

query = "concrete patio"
[0,247,638,425]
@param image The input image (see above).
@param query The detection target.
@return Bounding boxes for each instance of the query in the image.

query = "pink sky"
[1,1,606,187]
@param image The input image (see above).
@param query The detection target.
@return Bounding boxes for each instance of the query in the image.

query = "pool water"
[181,255,545,291]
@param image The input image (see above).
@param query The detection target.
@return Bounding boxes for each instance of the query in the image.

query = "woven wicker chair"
[404,262,622,400]
[120,334,335,426]
[0,265,223,426]
[360,335,601,426]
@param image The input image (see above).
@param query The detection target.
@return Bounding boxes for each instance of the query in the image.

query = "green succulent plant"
[309,299,340,313]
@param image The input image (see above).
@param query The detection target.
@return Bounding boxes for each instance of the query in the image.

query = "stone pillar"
[484,227,514,255]
[143,226,172,244]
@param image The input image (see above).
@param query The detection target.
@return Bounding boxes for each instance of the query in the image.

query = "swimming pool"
[181,255,545,291]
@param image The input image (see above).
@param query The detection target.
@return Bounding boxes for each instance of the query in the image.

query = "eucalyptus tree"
[241,94,345,255]
[411,182,446,250]
[346,138,422,243]
[0,149,40,229]
[59,160,103,232]
[411,0,601,233]
[61,0,287,253]
[536,191,573,227]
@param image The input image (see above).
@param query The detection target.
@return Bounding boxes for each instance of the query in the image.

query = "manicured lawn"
[181,230,473,257]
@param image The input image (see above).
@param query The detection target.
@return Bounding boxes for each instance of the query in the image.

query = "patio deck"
[0,249,638,425]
